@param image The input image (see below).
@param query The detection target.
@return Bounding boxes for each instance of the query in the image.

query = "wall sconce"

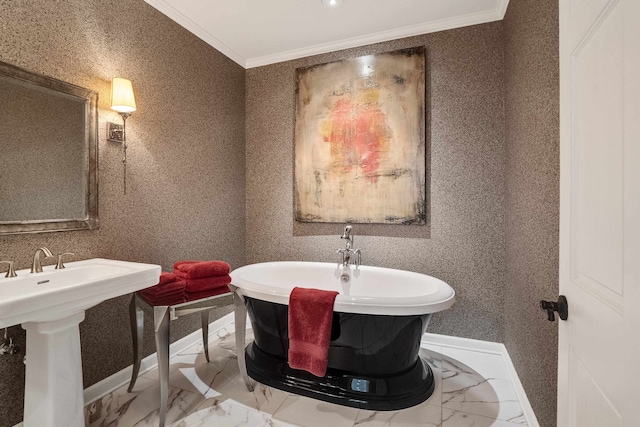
[107,77,136,194]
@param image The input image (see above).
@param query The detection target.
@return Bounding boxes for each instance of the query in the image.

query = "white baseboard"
[422,333,540,427]
[501,345,540,427]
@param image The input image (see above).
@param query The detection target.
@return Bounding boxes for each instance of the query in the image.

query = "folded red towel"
[173,260,231,279]
[181,275,231,292]
[185,285,232,302]
[138,292,186,306]
[287,287,339,377]
[140,279,186,298]
[157,272,178,286]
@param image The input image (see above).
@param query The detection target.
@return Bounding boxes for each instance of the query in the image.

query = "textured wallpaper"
[0,0,245,425]
[503,0,560,426]
[246,23,507,343]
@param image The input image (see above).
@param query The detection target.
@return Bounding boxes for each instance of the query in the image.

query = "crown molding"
[144,0,247,68]
[245,5,508,68]
[146,0,510,69]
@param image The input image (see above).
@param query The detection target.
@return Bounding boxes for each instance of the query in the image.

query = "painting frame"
[294,47,427,225]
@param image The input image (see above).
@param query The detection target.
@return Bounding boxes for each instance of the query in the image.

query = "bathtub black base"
[243,297,436,410]
[246,342,435,410]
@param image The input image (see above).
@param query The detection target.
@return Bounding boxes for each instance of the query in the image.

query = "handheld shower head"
[341,225,352,240]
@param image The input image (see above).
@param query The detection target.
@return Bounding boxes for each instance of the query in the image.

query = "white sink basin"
[0,258,160,328]
[0,258,160,427]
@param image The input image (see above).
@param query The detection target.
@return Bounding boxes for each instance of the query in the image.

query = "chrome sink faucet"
[31,247,53,273]
[0,260,17,278]
[337,225,361,267]
[55,252,75,269]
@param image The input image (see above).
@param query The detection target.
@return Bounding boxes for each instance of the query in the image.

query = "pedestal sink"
[0,258,161,427]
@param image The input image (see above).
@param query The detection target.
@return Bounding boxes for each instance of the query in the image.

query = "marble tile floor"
[85,324,530,427]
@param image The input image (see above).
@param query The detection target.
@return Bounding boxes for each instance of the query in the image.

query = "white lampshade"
[110,78,136,113]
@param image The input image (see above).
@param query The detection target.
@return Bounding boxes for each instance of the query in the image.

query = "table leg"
[201,310,210,363]
[128,294,144,392]
[232,289,253,391]
[154,306,170,427]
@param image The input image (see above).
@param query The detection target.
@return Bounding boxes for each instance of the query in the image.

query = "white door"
[558,0,640,426]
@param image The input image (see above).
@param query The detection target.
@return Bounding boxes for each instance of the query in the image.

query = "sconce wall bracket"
[107,122,124,143]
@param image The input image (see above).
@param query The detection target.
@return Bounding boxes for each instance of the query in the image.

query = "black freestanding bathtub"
[230,261,455,410]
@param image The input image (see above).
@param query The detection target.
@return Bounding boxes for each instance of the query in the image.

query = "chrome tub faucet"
[337,225,361,267]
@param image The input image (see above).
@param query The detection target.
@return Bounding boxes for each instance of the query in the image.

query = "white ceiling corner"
[145,0,511,69]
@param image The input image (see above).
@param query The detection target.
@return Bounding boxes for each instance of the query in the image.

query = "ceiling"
[145,0,509,69]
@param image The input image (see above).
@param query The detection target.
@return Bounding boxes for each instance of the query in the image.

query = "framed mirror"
[0,61,98,235]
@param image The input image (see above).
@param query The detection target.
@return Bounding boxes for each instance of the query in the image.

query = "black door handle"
[540,295,568,321]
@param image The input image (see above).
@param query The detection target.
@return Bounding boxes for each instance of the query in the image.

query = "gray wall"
[0,0,245,425]
[503,0,560,426]
[246,23,507,342]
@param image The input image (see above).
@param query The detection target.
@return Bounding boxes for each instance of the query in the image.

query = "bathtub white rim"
[231,261,456,316]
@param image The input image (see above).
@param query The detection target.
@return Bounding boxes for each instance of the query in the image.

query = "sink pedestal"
[0,258,161,427]
[22,311,86,427]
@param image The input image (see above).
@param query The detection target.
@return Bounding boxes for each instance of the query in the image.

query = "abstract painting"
[294,47,426,224]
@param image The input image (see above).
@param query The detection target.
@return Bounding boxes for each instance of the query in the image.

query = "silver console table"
[128,289,235,427]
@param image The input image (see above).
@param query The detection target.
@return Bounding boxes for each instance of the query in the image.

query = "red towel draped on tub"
[288,287,339,377]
